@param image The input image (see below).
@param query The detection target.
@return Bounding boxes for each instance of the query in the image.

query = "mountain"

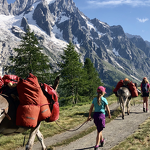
[0,0,150,94]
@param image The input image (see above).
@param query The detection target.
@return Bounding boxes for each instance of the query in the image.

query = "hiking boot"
[100,139,105,147]
[143,107,145,112]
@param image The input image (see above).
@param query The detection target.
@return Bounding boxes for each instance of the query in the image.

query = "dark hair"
[142,78,149,84]
[134,83,137,88]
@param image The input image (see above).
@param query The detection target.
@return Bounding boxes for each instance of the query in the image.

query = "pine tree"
[58,42,84,104]
[5,28,52,83]
[82,58,103,99]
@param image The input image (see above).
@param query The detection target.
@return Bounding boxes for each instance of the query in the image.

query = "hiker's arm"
[141,84,143,94]
[87,104,94,121]
[148,84,150,92]
[106,105,111,119]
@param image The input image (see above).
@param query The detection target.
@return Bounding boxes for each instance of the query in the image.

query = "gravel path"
[16,102,150,150]
[55,103,150,150]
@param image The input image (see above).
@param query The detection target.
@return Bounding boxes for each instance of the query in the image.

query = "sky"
[73,0,150,42]
[6,0,150,42]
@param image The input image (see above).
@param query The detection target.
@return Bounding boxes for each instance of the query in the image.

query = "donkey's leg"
[36,129,47,150]
[121,97,127,119]
[123,97,127,118]
[119,97,124,119]
[126,99,130,115]
[26,123,41,150]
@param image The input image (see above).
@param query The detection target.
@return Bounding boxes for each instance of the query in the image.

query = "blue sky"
[73,0,150,42]
[7,0,150,42]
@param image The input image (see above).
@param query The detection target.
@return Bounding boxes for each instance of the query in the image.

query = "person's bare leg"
[100,131,103,141]
[96,131,101,146]
[96,131,103,146]
[143,97,146,112]
[145,97,149,112]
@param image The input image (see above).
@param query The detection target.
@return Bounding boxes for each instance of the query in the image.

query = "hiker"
[141,77,150,112]
[113,78,139,98]
[113,78,130,96]
[123,78,130,86]
[87,86,111,150]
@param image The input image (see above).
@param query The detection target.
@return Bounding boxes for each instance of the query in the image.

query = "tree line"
[5,28,103,105]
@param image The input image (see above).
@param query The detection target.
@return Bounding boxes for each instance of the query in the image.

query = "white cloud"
[137,18,149,23]
[87,0,150,7]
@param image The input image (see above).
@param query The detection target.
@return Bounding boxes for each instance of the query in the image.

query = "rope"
[55,119,92,132]
[23,135,26,146]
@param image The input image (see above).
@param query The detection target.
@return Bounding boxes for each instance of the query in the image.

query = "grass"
[0,94,144,150]
[111,118,150,150]
[110,95,150,150]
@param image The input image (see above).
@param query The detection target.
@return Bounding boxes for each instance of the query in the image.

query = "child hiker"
[87,86,111,150]
[141,77,150,112]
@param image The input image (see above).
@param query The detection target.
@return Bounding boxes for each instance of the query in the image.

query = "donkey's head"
[52,75,60,91]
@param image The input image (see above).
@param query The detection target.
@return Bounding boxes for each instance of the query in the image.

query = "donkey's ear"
[52,75,60,90]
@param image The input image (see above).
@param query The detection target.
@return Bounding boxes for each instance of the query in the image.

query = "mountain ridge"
[0,0,150,94]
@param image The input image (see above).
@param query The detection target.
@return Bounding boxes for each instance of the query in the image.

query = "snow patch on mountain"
[73,37,80,47]
[59,15,70,24]
[46,0,56,5]
[81,14,86,20]
[22,1,41,28]
[94,42,99,48]
[112,48,120,57]
[86,21,105,37]
[115,62,124,70]
[130,74,141,82]
[98,20,109,28]
[110,56,124,70]
[87,21,95,30]
[52,25,63,40]
[0,15,16,30]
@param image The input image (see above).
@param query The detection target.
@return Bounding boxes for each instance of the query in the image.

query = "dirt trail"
[16,102,150,150]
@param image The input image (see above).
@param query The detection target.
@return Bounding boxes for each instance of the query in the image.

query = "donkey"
[0,75,59,150]
[117,86,131,119]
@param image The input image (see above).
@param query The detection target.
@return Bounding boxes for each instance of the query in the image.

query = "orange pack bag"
[2,75,19,85]
[17,73,41,105]
[113,80,124,93]
[128,82,138,97]
[16,73,51,127]
[16,105,40,128]
[38,86,51,122]
[48,102,59,122]
[43,83,58,102]
[41,83,59,122]
[38,104,51,122]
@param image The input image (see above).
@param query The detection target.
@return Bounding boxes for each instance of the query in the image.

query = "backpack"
[142,83,148,93]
